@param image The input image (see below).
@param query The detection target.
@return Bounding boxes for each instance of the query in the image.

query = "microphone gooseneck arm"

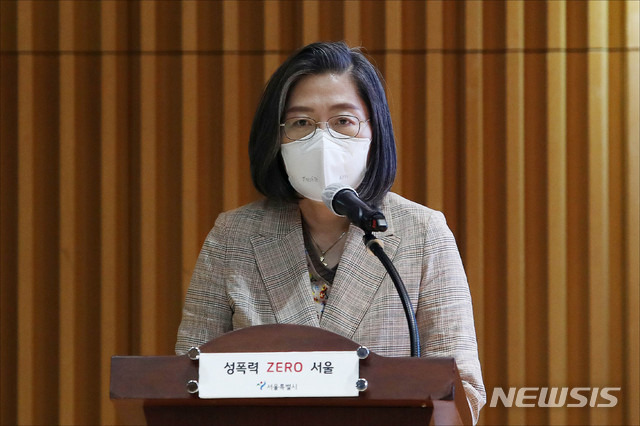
[322,184,420,356]
[362,232,421,358]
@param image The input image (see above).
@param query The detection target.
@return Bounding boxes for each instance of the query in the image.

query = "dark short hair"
[249,41,397,207]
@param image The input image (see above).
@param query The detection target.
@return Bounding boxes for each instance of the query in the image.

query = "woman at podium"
[175,41,486,423]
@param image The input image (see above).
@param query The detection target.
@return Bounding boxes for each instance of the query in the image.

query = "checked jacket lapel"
[250,204,319,328]
[319,219,401,341]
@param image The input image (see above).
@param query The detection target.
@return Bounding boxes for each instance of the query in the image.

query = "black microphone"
[322,184,388,232]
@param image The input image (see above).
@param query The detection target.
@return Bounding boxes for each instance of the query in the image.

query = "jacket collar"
[250,196,400,338]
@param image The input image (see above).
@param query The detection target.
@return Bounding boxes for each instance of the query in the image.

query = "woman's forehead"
[285,73,366,115]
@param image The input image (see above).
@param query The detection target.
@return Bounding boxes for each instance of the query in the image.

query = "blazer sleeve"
[175,213,233,355]
[416,210,486,424]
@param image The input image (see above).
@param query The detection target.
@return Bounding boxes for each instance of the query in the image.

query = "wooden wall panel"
[565,3,591,425]
[505,1,527,425]
[482,2,508,425]
[546,1,568,424]
[58,1,103,423]
[588,4,611,426]
[15,2,61,424]
[181,0,199,298]
[138,0,160,355]
[464,0,485,370]
[624,3,640,425]
[522,5,550,426]
[1,1,638,425]
[607,6,626,423]
[425,1,444,212]
[386,0,402,192]
[0,1,18,425]
[221,0,239,212]
[99,3,131,425]
[607,4,628,426]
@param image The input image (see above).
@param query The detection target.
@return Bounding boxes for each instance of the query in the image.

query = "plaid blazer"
[176,192,486,422]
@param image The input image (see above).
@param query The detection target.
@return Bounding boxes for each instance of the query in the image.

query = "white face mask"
[280,130,371,202]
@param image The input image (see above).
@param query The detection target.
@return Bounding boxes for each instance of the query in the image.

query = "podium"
[110,324,472,425]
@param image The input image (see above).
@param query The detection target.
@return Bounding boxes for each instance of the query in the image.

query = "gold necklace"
[309,231,347,267]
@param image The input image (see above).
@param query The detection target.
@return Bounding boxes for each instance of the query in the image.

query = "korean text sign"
[198,351,359,398]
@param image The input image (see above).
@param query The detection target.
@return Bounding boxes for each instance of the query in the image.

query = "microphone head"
[322,183,357,216]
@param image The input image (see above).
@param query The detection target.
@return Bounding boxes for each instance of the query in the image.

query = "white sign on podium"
[198,351,360,398]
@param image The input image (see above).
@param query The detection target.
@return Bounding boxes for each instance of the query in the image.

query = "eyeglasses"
[280,115,370,141]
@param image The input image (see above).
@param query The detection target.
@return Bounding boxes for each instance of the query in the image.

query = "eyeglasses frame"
[280,114,371,141]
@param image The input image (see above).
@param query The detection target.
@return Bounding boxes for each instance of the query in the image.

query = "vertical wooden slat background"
[0,1,638,425]
[505,1,526,424]
[545,1,567,425]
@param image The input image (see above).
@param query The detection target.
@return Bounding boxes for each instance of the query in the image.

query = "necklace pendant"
[319,255,327,267]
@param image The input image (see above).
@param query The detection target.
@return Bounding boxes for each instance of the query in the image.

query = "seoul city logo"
[490,387,622,408]
[257,381,266,390]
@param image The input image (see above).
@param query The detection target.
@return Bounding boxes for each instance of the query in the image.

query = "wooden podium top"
[111,324,472,425]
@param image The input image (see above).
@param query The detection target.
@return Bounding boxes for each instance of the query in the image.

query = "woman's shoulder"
[382,192,443,222]
[214,197,299,232]
[381,192,458,247]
